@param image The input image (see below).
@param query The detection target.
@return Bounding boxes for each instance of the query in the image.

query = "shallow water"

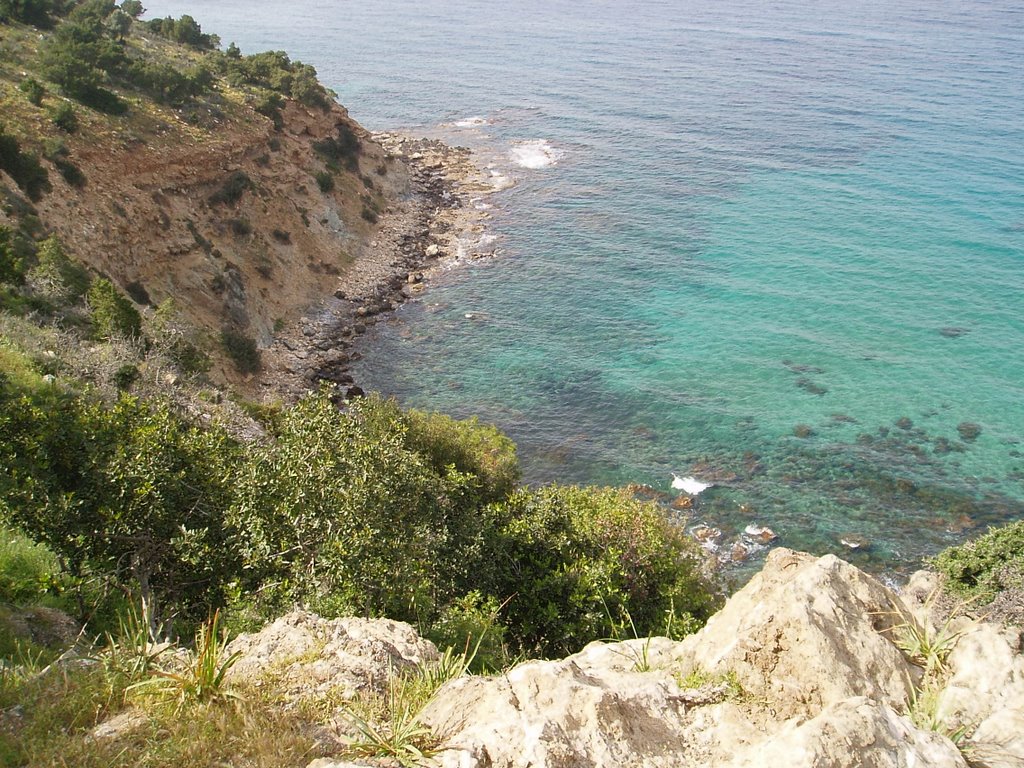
[147,0,1024,577]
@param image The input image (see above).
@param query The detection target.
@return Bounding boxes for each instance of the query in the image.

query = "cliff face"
[0,13,424,391]
[219,551,1023,768]
[20,95,409,384]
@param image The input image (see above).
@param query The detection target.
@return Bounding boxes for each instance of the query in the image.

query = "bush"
[209,171,250,206]
[0,527,62,604]
[253,90,284,130]
[402,408,519,507]
[0,0,56,27]
[220,328,260,374]
[38,14,127,112]
[931,520,1024,602]
[112,363,138,390]
[19,77,46,106]
[227,391,467,622]
[86,277,141,339]
[145,14,218,49]
[223,49,331,109]
[0,383,242,633]
[314,169,333,193]
[227,217,251,236]
[51,102,78,132]
[312,123,360,170]
[478,485,720,657]
[27,235,90,303]
[54,157,86,187]
[0,126,50,200]
[152,299,211,375]
[0,226,25,285]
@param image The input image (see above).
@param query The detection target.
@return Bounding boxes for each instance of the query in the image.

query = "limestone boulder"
[727,697,967,768]
[670,548,917,719]
[939,622,1024,767]
[419,549,975,768]
[225,610,438,700]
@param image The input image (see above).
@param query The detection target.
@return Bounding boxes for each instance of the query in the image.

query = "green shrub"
[119,0,142,18]
[19,78,46,106]
[425,591,507,672]
[227,217,251,236]
[0,0,56,27]
[38,13,128,113]
[314,170,333,193]
[0,384,243,633]
[54,157,86,187]
[209,171,250,206]
[0,528,62,604]
[220,328,260,374]
[86,277,141,339]
[51,102,78,132]
[478,485,720,657]
[931,519,1024,602]
[312,123,360,170]
[0,126,50,201]
[253,91,284,130]
[112,363,138,390]
[0,226,25,285]
[144,14,218,49]
[402,408,519,507]
[27,235,90,303]
[223,49,331,109]
[228,391,486,623]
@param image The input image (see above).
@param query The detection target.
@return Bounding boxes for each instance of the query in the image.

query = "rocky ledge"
[229,549,1022,768]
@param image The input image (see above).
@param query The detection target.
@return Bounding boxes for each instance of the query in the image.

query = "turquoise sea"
[149,0,1024,577]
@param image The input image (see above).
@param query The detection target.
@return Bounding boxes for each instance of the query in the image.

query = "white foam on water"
[671,474,712,495]
[487,167,514,190]
[509,139,562,169]
[453,115,489,127]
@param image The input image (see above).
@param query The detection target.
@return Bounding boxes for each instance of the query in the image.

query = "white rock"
[226,610,438,700]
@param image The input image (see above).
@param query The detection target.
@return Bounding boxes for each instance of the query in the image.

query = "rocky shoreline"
[259,133,500,400]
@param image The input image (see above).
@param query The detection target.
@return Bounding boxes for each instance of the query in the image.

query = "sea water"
[145,0,1024,577]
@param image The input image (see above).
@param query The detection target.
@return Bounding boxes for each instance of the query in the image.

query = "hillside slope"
[0,8,433,389]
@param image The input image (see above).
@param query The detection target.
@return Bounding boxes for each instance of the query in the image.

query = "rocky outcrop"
[210,553,1022,768]
[225,610,438,701]
[416,549,1020,768]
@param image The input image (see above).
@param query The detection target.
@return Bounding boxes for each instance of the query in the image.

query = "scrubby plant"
[0,384,243,635]
[51,102,78,132]
[930,519,1024,603]
[478,485,719,657]
[132,610,240,709]
[342,673,438,768]
[0,0,57,27]
[86,278,141,339]
[144,14,218,49]
[209,170,250,206]
[19,77,46,106]
[314,169,334,193]
[27,235,90,303]
[220,328,260,374]
[222,49,331,109]
[0,226,26,285]
[0,527,63,604]
[0,125,50,200]
[313,123,360,170]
